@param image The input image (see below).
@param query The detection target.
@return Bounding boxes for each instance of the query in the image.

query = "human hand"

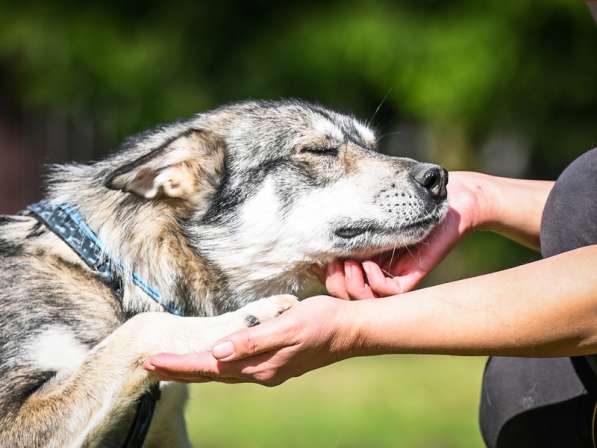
[326,171,492,299]
[144,295,356,386]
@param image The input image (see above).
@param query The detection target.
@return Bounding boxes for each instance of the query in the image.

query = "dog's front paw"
[239,294,298,327]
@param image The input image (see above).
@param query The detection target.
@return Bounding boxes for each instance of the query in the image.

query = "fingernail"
[212,341,234,359]
[345,262,355,278]
[362,262,372,275]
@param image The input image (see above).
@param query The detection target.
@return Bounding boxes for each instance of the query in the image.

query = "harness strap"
[25,200,178,448]
[122,384,162,448]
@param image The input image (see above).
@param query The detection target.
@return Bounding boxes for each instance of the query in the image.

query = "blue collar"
[26,201,183,316]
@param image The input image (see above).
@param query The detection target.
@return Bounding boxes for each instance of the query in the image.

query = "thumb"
[211,318,290,362]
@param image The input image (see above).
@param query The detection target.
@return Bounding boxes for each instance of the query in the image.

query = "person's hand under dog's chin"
[323,217,463,301]
[325,171,502,300]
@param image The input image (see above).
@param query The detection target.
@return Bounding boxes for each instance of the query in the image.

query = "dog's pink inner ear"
[126,164,196,200]
[106,129,224,203]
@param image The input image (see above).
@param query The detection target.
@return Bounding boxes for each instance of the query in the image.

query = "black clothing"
[479,148,597,448]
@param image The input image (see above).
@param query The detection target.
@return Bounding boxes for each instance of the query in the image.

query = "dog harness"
[25,200,179,448]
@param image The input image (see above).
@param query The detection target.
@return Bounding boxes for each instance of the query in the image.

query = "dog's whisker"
[378,130,403,142]
[386,242,398,279]
[366,89,392,128]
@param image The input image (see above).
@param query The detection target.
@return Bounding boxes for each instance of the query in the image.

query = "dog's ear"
[105,128,224,204]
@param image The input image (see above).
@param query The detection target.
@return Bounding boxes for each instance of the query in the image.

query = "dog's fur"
[0,100,447,447]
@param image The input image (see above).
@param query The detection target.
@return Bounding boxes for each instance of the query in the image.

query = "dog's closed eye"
[300,146,339,156]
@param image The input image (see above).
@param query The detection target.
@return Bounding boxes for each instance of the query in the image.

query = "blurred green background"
[1,1,596,446]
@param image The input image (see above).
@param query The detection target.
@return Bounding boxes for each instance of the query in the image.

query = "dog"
[0,100,448,447]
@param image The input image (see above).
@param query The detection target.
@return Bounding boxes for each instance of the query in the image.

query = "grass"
[185,355,486,447]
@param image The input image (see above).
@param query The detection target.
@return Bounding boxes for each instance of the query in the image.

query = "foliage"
[1,1,595,177]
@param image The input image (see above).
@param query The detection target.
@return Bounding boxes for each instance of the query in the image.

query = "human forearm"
[464,172,554,250]
[146,246,597,385]
[348,245,597,357]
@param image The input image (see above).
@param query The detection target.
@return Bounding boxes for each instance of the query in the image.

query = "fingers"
[156,374,243,384]
[145,351,217,374]
[145,316,293,374]
[146,350,289,386]
[211,316,296,362]
[145,352,222,382]
[343,260,377,299]
[145,352,224,384]
[361,261,401,296]
[325,261,350,299]
[143,308,304,386]
[325,258,423,299]
[326,260,377,300]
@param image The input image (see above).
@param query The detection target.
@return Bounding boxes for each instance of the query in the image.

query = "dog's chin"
[331,210,446,260]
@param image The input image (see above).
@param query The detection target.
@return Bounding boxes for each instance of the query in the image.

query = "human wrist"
[332,300,372,358]
[473,174,505,232]
[339,299,397,357]
[451,171,503,233]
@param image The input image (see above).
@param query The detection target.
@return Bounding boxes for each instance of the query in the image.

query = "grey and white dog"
[0,100,448,447]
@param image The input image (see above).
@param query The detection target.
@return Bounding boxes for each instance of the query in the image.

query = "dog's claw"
[239,294,298,328]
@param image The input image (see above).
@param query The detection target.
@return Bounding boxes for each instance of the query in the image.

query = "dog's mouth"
[329,207,446,259]
[333,217,436,240]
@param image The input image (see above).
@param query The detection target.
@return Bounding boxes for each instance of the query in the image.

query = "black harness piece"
[25,201,180,448]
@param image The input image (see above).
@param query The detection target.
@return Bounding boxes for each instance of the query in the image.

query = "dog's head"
[105,100,448,300]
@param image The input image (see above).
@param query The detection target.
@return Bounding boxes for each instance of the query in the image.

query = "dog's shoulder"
[0,214,124,418]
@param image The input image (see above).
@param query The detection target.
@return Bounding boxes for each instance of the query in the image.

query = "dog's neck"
[192,223,323,302]
[45,163,230,317]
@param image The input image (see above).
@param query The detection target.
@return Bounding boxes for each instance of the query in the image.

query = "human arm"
[473,173,553,249]
[146,244,597,385]
[351,244,597,357]
[326,172,555,299]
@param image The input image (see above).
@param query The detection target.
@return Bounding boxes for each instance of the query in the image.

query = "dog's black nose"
[411,163,448,200]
